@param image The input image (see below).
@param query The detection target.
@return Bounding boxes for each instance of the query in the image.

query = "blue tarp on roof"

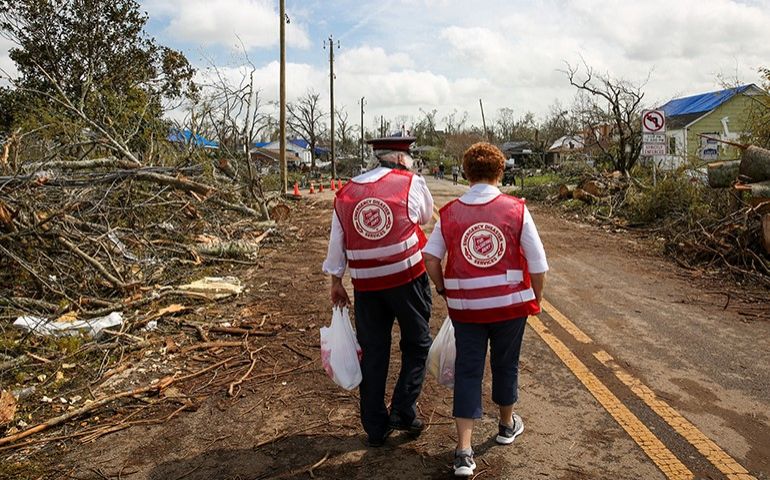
[167,129,219,149]
[290,139,309,149]
[661,85,753,117]
[253,141,270,148]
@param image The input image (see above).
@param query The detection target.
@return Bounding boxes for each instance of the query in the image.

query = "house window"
[669,136,676,155]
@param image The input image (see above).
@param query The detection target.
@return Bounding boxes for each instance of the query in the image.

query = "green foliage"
[522,172,562,187]
[625,173,732,225]
[0,0,194,154]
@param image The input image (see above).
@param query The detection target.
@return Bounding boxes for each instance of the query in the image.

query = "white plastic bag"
[320,306,363,390]
[427,316,456,387]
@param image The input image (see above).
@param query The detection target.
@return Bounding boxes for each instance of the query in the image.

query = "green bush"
[625,174,731,225]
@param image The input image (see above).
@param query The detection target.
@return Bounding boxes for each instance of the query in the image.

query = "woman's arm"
[424,253,445,297]
[530,272,546,304]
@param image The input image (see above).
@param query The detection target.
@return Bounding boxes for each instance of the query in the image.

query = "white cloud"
[145,0,310,50]
[0,37,18,85]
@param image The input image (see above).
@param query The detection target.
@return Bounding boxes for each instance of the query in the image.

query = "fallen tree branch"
[56,235,128,289]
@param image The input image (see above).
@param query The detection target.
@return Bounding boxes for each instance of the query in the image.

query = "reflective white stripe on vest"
[349,250,423,279]
[446,288,536,310]
[444,270,524,290]
[346,232,419,261]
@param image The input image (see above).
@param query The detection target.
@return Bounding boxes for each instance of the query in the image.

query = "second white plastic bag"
[320,306,363,390]
[427,316,456,387]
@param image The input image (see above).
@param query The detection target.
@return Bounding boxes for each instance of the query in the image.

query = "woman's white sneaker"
[495,413,524,445]
[453,450,476,477]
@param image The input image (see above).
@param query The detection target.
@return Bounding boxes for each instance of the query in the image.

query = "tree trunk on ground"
[742,181,770,198]
[573,187,596,204]
[708,160,741,188]
[581,180,606,197]
[739,146,770,182]
[558,184,572,199]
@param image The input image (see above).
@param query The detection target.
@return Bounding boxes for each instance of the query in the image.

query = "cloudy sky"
[4,0,770,131]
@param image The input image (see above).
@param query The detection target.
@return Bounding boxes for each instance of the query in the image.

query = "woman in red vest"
[423,142,548,477]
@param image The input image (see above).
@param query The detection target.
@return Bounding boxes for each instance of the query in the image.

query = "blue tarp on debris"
[253,141,270,148]
[661,85,753,117]
[167,129,219,149]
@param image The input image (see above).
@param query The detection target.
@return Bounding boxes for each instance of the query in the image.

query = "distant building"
[656,84,769,168]
[547,135,585,163]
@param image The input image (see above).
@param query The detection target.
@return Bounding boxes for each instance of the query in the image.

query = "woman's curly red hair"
[462,142,505,183]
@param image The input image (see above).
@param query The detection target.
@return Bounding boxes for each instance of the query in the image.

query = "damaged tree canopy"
[0,0,280,321]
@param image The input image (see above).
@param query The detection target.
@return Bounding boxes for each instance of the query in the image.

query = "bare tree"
[443,109,468,136]
[181,44,273,217]
[288,89,325,171]
[335,107,356,155]
[563,60,647,174]
[413,108,440,146]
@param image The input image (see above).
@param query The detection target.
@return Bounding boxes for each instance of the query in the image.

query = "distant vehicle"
[502,166,520,186]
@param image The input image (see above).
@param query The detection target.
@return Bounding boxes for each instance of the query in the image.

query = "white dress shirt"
[422,184,549,274]
[322,167,434,278]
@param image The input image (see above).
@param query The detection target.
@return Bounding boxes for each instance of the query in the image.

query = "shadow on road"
[148,432,455,480]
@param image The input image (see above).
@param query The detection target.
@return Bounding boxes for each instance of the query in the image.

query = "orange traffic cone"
[338,179,343,190]
[292,182,300,196]
[330,179,336,191]
[309,183,316,194]
[319,183,324,193]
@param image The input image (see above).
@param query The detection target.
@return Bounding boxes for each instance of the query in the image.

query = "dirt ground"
[2,179,769,480]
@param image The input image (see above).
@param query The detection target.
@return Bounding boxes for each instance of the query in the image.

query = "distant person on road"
[438,162,446,180]
[451,164,459,184]
[323,136,434,448]
[423,142,548,477]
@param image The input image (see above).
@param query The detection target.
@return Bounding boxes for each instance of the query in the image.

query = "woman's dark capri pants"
[452,316,527,419]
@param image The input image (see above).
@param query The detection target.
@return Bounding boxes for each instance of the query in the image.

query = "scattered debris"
[12,312,123,338]
[177,276,244,299]
[0,391,16,426]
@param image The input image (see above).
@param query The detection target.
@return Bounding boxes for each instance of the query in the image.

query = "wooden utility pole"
[279,0,287,194]
[326,35,338,179]
[360,96,365,166]
[479,98,488,141]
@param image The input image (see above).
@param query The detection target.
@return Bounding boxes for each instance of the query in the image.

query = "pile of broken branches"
[664,203,770,288]
[0,154,279,323]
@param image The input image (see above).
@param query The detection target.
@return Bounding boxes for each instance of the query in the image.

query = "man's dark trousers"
[353,273,432,440]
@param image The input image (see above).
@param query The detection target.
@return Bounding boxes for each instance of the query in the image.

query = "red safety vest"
[440,194,540,323]
[335,169,427,291]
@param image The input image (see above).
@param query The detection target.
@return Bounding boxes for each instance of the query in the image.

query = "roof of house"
[548,135,584,152]
[499,141,532,154]
[660,84,755,118]
[167,129,219,149]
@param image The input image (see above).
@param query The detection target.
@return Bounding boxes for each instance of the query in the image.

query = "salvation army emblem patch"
[353,198,393,240]
[461,222,506,268]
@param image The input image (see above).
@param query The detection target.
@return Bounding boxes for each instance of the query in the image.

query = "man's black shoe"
[365,428,393,448]
[388,414,424,438]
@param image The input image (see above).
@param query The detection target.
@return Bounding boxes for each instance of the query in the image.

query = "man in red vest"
[423,142,548,477]
[323,136,434,447]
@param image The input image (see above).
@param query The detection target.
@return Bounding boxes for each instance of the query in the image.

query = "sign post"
[641,109,667,185]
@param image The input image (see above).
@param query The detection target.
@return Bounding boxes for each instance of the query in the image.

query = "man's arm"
[410,175,434,225]
[322,210,350,305]
[330,275,350,306]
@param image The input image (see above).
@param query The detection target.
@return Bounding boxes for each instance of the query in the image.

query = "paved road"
[424,176,770,480]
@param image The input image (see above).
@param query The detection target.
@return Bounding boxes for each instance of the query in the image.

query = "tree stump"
[707,160,740,188]
[739,146,770,183]
[558,184,573,200]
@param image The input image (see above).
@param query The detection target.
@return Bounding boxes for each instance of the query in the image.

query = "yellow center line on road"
[593,350,758,480]
[527,315,694,480]
[542,301,757,480]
